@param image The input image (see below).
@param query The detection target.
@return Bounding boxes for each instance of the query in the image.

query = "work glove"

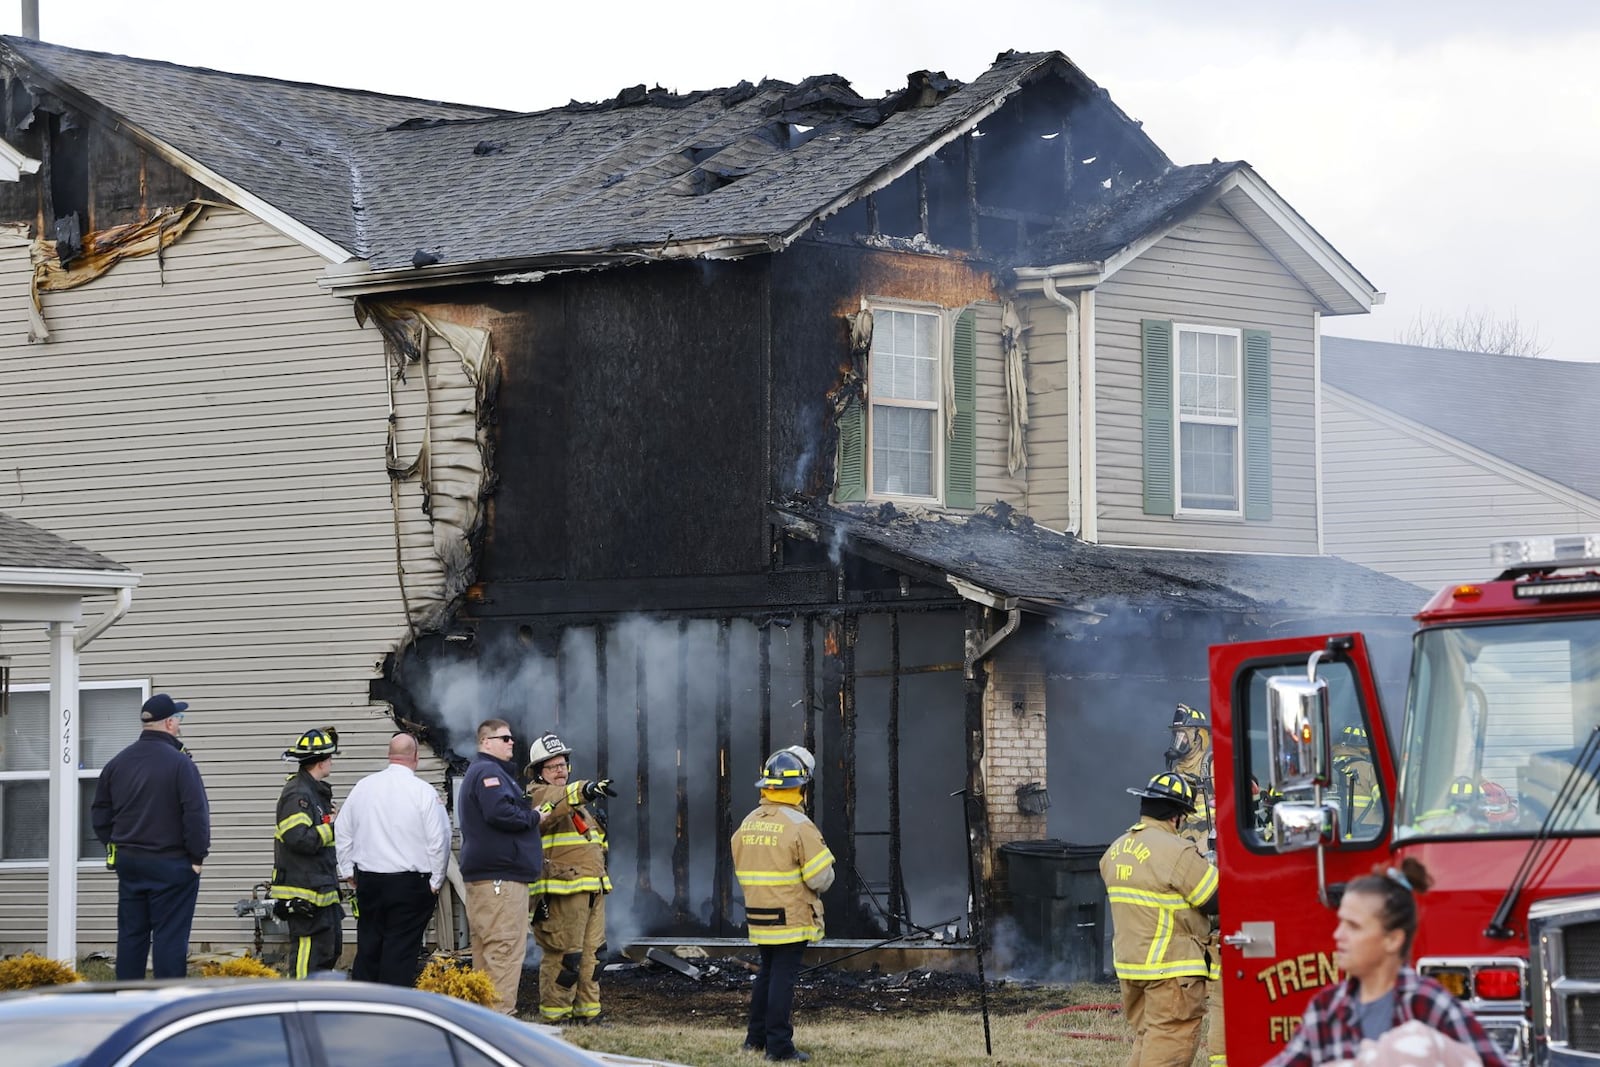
[582,778,618,801]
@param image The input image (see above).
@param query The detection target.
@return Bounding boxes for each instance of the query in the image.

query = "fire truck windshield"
[1394,616,1600,842]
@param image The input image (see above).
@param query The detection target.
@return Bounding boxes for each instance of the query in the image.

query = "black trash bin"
[999,839,1110,982]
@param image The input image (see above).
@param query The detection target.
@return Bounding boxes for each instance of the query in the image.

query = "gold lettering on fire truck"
[1256,951,1340,1002]
[1269,1016,1304,1042]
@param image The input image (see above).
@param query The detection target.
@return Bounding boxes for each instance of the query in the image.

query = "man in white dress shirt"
[335,733,453,985]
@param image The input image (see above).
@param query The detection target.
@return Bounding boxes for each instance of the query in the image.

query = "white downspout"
[75,586,133,652]
[1313,310,1325,556]
[1080,290,1098,543]
[47,620,80,963]
[1042,277,1082,535]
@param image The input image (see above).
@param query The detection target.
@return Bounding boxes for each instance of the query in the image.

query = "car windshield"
[0,994,144,1067]
[1395,617,1600,842]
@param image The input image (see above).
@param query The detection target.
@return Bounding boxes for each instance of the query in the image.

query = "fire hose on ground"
[1026,1003,1128,1042]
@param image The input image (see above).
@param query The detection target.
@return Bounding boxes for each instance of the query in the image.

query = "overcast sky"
[7,1,1597,360]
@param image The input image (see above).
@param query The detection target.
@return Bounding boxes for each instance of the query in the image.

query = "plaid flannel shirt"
[1267,968,1507,1067]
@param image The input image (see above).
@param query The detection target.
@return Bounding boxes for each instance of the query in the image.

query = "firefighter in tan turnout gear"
[525,732,617,1025]
[1165,703,1227,1066]
[732,746,835,1062]
[1100,771,1220,1067]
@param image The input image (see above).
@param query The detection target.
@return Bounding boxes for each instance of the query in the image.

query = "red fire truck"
[1209,534,1600,1066]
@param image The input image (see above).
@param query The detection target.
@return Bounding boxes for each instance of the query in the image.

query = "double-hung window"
[0,680,145,865]
[869,308,941,500]
[1141,318,1272,520]
[1175,324,1242,514]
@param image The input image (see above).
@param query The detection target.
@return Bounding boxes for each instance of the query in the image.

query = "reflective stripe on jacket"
[1099,819,1218,981]
[731,800,834,945]
[527,779,612,895]
[271,770,340,908]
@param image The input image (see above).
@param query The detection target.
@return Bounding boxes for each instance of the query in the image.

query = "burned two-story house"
[0,35,1420,957]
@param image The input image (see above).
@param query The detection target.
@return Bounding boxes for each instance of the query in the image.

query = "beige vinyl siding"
[0,207,458,953]
[1020,296,1074,531]
[972,301,1027,512]
[1322,387,1600,589]
[1093,203,1320,551]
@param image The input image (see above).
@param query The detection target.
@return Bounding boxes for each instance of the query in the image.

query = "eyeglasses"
[485,734,514,743]
[543,762,570,772]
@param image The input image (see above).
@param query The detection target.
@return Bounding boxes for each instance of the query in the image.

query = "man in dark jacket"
[271,727,343,977]
[91,692,210,980]
[459,718,545,1014]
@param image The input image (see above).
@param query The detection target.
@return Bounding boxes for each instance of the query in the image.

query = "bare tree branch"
[1397,307,1548,357]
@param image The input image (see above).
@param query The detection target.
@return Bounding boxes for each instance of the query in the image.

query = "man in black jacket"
[92,693,210,979]
[459,718,545,1014]
[271,727,343,977]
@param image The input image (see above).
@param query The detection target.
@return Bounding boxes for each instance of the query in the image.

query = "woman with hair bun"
[1267,857,1507,1066]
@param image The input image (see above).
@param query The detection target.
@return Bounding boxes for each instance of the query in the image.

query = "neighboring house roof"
[776,503,1425,617]
[1322,337,1600,501]
[0,35,507,260]
[0,511,129,572]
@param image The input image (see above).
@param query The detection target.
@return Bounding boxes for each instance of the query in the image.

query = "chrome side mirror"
[1271,800,1340,854]
[1267,653,1333,793]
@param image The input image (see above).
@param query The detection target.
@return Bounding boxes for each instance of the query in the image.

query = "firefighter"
[271,727,343,978]
[525,732,617,1025]
[1100,771,1220,1067]
[732,746,835,1063]
[1331,724,1382,837]
[1163,703,1226,1066]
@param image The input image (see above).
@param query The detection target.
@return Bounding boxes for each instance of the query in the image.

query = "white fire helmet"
[527,732,573,779]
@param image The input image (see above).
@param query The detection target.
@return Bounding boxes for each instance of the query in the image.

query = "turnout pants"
[534,891,607,1021]
[1121,975,1208,1067]
[351,869,436,986]
[1207,970,1227,1066]
[465,879,530,1014]
[114,852,201,980]
[287,902,343,978]
[746,941,806,1059]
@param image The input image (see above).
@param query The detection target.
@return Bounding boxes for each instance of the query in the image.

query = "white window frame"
[865,301,945,505]
[0,678,150,870]
[1172,322,1244,518]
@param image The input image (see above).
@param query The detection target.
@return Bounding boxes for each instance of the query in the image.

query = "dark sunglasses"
[486,734,514,743]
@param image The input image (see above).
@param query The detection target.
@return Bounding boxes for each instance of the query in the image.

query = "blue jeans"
[115,852,200,979]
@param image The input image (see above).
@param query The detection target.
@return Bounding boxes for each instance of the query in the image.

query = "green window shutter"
[1242,329,1273,520]
[1141,319,1174,516]
[945,309,978,510]
[834,398,866,503]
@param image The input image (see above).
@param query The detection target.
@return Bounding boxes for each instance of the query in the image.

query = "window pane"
[1180,423,1238,510]
[82,688,141,769]
[80,778,102,860]
[1,691,49,772]
[451,1035,503,1067]
[1238,659,1384,847]
[1,780,48,861]
[871,406,933,496]
[872,309,938,401]
[133,1014,292,1067]
[314,1011,455,1067]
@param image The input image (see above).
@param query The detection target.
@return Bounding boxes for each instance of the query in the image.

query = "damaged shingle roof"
[0,35,507,257]
[779,503,1425,617]
[0,512,130,573]
[0,38,1167,270]
[1322,337,1600,502]
[1024,159,1244,265]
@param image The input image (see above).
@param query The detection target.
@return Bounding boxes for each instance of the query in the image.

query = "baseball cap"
[140,693,189,723]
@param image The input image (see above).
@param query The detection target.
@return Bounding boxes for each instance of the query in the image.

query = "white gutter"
[949,576,1023,680]
[0,566,141,591]
[1042,276,1081,534]
[75,586,133,652]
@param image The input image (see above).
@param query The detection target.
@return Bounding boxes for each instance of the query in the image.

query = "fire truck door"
[1208,634,1397,1064]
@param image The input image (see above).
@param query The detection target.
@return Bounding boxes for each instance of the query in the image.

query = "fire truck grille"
[1567,995,1600,1052]
[1564,922,1600,980]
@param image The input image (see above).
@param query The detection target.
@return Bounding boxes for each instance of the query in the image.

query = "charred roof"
[777,501,1426,617]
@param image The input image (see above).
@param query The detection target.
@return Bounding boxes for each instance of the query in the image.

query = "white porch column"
[47,620,81,963]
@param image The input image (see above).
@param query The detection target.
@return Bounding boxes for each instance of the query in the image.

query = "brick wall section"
[982,646,1051,854]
